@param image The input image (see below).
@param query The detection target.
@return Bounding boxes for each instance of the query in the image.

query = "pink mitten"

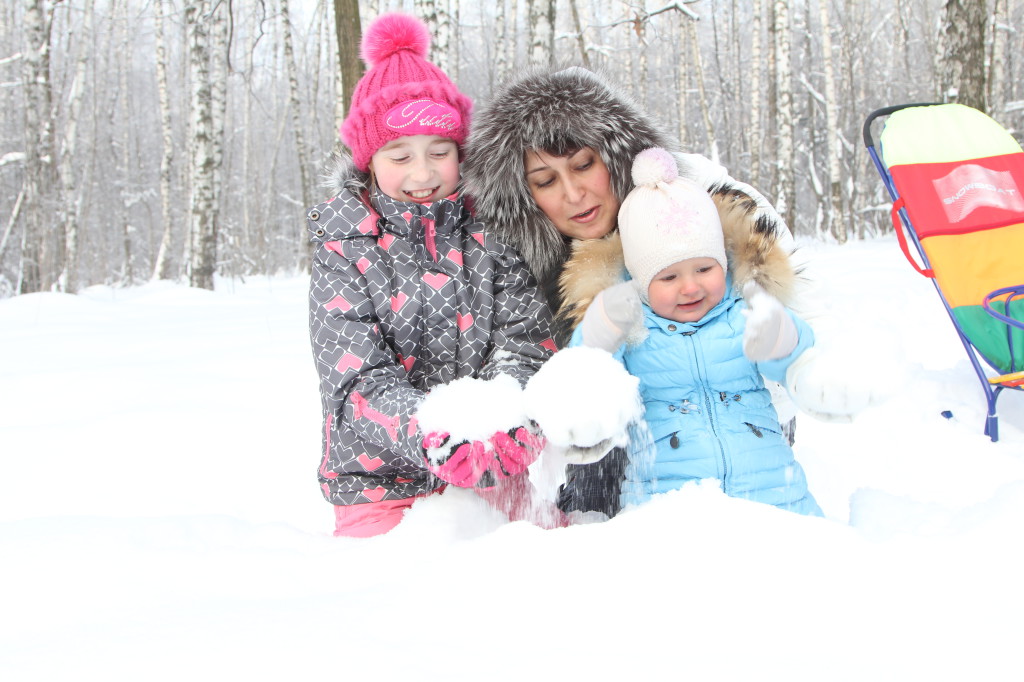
[423,426,547,488]
[489,424,547,477]
[422,432,492,488]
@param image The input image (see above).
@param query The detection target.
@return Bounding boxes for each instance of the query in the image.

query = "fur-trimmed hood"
[462,66,676,291]
[320,152,370,199]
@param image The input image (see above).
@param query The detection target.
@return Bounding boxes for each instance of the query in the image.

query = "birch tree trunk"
[637,13,648,108]
[676,11,689,149]
[450,0,460,82]
[495,0,508,84]
[508,0,519,70]
[765,0,778,192]
[988,0,1006,115]
[749,0,763,187]
[687,17,718,163]
[20,0,61,294]
[186,0,217,290]
[709,7,733,156]
[528,0,554,67]
[773,0,795,232]
[210,0,229,258]
[242,9,258,271]
[59,0,94,293]
[152,0,177,281]
[568,0,590,69]
[818,0,843,242]
[117,0,135,285]
[417,0,449,73]
[0,190,25,269]
[280,0,311,210]
[940,0,988,111]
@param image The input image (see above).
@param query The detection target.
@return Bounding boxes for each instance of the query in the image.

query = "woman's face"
[524,147,620,240]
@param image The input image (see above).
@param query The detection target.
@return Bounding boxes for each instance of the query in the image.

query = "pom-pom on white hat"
[618,147,726,302]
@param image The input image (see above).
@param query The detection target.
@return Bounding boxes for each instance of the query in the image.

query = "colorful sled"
[864,103,1024,441]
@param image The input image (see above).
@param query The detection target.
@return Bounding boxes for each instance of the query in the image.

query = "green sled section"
[953,299,1024,375]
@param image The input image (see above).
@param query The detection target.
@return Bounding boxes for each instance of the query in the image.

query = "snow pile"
[2,239,1024,681]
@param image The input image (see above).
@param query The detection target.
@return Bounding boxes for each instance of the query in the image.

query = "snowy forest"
[1,0,1019,296]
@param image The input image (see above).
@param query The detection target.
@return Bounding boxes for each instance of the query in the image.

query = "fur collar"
[321,152,370,199]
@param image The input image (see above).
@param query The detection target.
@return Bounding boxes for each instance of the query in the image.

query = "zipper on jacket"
[684,331,729,490]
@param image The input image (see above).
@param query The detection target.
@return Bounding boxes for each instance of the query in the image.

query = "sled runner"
[864,102,1024,441]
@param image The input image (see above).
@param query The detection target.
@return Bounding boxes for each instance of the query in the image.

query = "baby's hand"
[742,281,798,362]
[580,281,643,352]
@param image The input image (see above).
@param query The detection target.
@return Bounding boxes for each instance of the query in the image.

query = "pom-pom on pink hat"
[340,12,473,171]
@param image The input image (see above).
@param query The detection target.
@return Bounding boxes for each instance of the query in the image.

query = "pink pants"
[333,493,428,538]
[333,475,569,538]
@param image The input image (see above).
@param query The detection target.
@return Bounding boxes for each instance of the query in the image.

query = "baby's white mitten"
[580,281,644,352]
[742,281,799,362]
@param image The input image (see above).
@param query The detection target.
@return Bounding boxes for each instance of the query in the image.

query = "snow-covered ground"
[2,237,1022,681]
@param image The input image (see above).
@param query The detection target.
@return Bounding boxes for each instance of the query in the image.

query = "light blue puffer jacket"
[578,285,822,516]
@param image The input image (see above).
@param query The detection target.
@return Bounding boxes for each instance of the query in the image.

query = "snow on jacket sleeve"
[309,240,428,476]
[475,234,557,387]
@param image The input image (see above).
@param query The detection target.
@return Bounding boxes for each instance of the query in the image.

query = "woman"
[462,66,799,518]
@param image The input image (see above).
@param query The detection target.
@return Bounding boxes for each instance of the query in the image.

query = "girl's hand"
[421,425,545,488]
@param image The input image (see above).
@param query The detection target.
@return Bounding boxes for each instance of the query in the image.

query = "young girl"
[306,13,558,537]
[575,148,823,515]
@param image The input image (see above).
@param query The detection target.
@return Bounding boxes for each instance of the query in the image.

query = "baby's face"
[369,135,461,204]
[647,257,726,323]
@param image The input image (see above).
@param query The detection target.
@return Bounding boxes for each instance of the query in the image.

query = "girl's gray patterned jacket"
[307,165,556,507]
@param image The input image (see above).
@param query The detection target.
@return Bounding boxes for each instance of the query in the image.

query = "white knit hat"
[618,148,726,303]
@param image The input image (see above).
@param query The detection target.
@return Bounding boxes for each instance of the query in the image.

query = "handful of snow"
[415,373,526,443]
[523,346,643,458]
[785,343,898,423]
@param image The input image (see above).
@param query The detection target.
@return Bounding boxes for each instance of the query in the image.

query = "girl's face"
[647,258,727,324]
[525,147,619,240]
[369,135,460,204]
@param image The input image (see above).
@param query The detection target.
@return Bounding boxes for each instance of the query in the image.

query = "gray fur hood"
[320,152,370,199]
[463,66,676,291]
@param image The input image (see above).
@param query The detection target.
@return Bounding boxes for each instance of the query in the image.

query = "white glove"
[523,347,643,464]
[742,281,798,362]
[785,345,891,422]
[579,281,643,352]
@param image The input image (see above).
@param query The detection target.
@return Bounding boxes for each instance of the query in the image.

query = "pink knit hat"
[340,13,473,171]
